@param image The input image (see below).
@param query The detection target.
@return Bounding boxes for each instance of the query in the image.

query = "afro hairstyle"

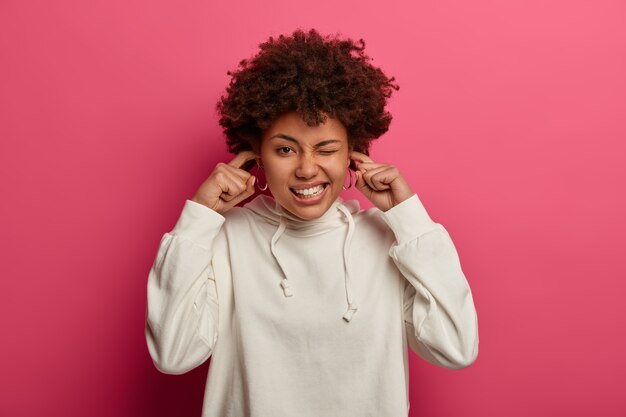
[216,28,399,164]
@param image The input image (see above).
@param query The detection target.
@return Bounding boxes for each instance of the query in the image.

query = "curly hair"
[216,28,399,160]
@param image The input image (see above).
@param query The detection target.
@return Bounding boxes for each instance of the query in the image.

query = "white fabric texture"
[145,193,479,417]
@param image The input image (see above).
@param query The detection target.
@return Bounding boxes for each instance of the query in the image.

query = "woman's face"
[258,111,350,220]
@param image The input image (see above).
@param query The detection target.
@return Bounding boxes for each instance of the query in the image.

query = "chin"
[289,206,328,220]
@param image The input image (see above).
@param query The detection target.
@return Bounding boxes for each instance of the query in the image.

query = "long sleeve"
[145,199,225,374]
[382,194,479,370]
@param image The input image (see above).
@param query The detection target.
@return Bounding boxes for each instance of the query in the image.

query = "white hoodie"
[145,193,479,417]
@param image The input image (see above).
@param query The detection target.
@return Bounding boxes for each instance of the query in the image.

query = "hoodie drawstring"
[269,204,358,323]
[338,205,357,322]
[270,217,292,297]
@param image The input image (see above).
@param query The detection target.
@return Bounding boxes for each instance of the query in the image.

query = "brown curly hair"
[216,28,399,161]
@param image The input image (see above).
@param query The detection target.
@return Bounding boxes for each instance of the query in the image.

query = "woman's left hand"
[351,151,414,212]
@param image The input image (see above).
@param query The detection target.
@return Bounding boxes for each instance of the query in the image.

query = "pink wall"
[1,0,625,415]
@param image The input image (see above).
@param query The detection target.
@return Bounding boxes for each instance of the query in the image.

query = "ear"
[255,157,263,168]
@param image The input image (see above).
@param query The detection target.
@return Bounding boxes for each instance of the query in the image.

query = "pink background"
[1,0,625,416]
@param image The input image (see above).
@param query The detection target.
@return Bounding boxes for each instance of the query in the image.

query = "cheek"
[263,157,291,182]
[322,158,348,181]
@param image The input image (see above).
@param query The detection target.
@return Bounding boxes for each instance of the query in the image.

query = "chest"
[224,221,403,333]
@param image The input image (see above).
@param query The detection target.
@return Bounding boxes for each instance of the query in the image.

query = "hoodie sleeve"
[145,199,225,375]
[381,194,479,370]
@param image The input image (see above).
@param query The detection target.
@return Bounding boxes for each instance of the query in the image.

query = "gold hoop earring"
[255,165,268,191]
[343,169,354,190]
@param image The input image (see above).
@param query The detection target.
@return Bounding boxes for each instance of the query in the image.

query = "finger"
[227,150,257,169]
[350,151,374,164]
[221,162,253,182]
[355,161,387,173]
[225,175,256,208]
[362,165,390,190]
[218,175,248,202]
[354,170,373,198]
[367,167,397,191]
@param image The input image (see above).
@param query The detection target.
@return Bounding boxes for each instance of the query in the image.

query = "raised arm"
[145,150,256,374]
[145,201,225,374]
[382,194,479,370]
[350,151,478,370]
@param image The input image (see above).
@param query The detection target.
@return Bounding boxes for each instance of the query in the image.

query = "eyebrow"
[269,133,341,148]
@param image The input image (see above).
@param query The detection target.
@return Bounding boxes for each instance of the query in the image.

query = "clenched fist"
[351,151,414,212]
[191,151,257,214]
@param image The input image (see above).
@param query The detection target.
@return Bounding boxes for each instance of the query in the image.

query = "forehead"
[262,111,347,145]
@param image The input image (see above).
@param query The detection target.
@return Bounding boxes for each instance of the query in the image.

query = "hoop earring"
[255,165,268,191]
[343,169,354,190]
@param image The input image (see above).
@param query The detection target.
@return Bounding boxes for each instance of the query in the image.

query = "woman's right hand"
[191,151,258,214]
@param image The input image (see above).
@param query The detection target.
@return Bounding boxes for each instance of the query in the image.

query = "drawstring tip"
[342,303,358,322]
[280,278,293,297]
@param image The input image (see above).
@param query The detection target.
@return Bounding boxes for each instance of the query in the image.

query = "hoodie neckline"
[243,194,361,323]
[244,195,360,237]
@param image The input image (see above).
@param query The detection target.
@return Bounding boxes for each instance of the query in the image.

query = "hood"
[244,195,361,322]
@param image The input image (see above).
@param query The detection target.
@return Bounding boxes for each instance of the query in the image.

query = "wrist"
[390,179,414,208]
[191,195,219,212]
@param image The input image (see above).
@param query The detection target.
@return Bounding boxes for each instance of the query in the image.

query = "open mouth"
[289,183,328,199]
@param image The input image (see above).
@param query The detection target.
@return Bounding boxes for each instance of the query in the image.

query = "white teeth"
[292,184,325,197]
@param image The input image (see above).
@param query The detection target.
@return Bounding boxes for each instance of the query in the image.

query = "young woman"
[145,28,479,417]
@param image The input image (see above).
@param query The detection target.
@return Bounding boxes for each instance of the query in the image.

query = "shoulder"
[350,203,395,242]
[221,195,278,231]
[222,205,257,230]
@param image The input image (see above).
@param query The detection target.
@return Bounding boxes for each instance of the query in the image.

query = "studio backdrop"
[1,0,625,416]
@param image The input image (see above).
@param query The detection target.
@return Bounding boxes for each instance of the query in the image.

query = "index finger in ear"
[350,151,374,164]
[228,150,257,169]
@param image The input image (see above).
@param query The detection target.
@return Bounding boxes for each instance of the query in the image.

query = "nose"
[295,153,319,179]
